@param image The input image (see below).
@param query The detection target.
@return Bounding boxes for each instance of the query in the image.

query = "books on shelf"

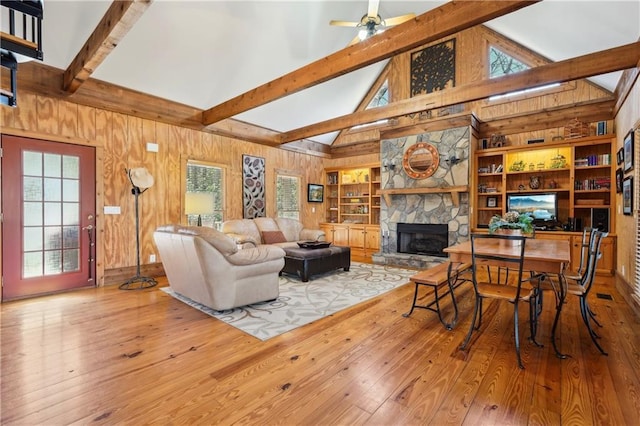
[575,154,611,167]
[575,177,611,190]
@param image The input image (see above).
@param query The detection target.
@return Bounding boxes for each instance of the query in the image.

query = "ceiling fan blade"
[367,0,380,18]
[383,13,416,27]
[330,19,359,27]
[347,34,361,47]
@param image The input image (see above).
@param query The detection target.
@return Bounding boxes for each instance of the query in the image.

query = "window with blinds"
[635,128,640,302]
[276,174,300,220]
[186,161,224,229]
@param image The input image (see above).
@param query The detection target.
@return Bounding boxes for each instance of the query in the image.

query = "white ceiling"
[20,1,640,144]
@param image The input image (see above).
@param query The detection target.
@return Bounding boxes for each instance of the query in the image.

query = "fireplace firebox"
[397,223,448,257]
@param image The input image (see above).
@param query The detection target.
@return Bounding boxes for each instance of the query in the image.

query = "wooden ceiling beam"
[280,41,640,143]
[478,99,616,136]
[62,0,153,93]
[201,0,539,126]
[9,61,329,152]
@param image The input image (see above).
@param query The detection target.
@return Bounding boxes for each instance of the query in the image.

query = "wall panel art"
[242,154,265,218]
[410,38,456,97]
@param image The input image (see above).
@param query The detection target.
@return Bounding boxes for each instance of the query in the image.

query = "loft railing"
[1,0,44,60]
[0,0,44,106]
[1,52,17,106]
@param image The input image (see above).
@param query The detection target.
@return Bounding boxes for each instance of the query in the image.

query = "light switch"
[104,206,121,215]
[146,142,159,152]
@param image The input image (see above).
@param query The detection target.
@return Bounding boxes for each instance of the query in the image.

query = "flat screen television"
[506,192,558,221]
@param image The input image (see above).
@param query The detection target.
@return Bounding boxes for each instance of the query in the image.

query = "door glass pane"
[63,179,79,202]
[63,249,79,272]
[44,250,62,275]
[23,177,43,201]
[44,178,62,201]
[44,226,62,250]
[62,203,79,226]
[24,202,43,226]
[23,252,43,278]
[62,155,79,179]
[44,202,61,226]
[44,153,61,177]
[23,227,43,251]
[23,151,42,176]
[63,226,79,249]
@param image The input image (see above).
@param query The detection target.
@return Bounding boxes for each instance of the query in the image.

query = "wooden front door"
[2,135,96,300]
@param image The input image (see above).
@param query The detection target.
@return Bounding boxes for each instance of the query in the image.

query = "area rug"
[160,262,415,341]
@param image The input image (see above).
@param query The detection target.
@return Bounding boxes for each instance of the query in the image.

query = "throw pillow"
[262,230,287,244]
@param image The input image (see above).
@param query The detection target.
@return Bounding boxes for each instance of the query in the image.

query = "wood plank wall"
[613,82,640,310]
[333,25,615,150]
[1,92,325,285]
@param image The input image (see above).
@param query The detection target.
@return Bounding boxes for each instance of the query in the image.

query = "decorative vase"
[529,175,541,189]
[495,228,522,236]
[495,228,523,245]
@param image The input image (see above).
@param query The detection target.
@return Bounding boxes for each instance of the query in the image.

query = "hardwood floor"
[1,271,639,425]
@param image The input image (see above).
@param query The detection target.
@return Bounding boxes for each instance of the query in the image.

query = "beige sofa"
[153,224,285,311]
[221,217,325,248]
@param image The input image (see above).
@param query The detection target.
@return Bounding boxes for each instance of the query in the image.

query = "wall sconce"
[383,159,396,171]
[445,150,463,165]
[445,156,462,165]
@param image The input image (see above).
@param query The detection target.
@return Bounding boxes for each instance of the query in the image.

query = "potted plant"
[488,211,534,235]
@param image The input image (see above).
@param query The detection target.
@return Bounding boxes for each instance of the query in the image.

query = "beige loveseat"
[153,224,285,311]
[221,217,325,248]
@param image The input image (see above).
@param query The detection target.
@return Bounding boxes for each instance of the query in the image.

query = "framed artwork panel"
[623,176,633,215]
[617,148,624,165]
[623,129,634,173]
[616,168,624,193]
[307,184,324,203]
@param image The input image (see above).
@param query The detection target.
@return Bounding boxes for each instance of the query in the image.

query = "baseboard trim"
[104,263,165,286]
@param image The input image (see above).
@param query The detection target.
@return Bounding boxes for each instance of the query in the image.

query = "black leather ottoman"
[281,245,351,282]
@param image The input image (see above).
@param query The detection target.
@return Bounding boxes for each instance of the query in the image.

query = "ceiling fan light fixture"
[358,19,382,41]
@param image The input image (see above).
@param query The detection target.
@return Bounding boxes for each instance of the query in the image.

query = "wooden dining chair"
[487,228,536,284]
[565,229,608,355]
[565,227,598,281]
[536,227,600,331]
[460,233,540,369]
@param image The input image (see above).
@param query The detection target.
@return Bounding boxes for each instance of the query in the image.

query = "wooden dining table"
[444,237,571,358]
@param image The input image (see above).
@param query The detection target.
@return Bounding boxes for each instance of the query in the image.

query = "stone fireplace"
[373,125,471,269]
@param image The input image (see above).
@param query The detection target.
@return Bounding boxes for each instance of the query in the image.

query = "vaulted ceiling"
[4,0,640,146]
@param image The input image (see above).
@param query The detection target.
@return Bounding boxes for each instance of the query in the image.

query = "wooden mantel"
[380,186,468,207]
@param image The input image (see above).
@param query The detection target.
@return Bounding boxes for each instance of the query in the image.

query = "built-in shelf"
[380,185,468,206]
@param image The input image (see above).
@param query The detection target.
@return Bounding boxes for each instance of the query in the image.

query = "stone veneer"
[373,126,470,269]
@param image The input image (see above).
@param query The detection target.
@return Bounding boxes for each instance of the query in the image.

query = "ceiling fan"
[330,0,415,46]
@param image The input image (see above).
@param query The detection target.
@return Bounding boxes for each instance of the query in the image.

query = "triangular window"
[488,45,559,100]
[349,79,389,130]
[366,80,389,109]
[489,46,529,78]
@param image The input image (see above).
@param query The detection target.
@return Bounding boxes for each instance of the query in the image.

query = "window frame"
[275,169,301,220]
[482,35,575,106]
[182,158,226,229]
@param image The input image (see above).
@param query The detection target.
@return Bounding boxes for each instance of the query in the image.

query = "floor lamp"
[120,167,158,290]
